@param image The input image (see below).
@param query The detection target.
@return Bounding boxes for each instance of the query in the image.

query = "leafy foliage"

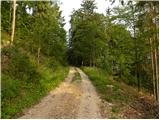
[68,0,159,99]
[1,1,69,118]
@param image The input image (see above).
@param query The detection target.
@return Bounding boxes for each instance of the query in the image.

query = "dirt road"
[19,67,102,119]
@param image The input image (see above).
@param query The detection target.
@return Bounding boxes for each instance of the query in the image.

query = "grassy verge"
[1,47,69,118]
[81,67,158,119]
[81,67,125,118]
[81,67,129,104]
[72,71,81,82]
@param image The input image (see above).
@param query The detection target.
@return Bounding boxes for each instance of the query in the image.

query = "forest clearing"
[1,0,159,119]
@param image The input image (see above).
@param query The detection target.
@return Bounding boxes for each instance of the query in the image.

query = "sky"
[60,0,119,33]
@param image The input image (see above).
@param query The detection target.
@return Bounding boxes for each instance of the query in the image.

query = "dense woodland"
[68,0,159,99]
[2,1,69,118]
[1,0,159,119]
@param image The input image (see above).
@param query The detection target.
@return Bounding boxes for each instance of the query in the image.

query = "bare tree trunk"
[9,2,12,34]
[150,38,156,98]
[154,48,158,100]
[37,47,41,66]
[133,25,140,92]
[154,34,159,101]
[149,0,159,101]
[10,0,16,45]
[90,56,92,67]
[137,64,140,92]
[154,20,159,101]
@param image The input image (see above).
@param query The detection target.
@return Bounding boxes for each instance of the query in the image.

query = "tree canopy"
[68,0,159,100]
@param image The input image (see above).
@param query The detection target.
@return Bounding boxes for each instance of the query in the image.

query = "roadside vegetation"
[82,67,158,118]
[1,46,69,118]
[81,67,127,103]
[1,0,159,119]
[68,0,159,101]
[1,1,68,118]
[72,70,81,82]
[69,1,159,118]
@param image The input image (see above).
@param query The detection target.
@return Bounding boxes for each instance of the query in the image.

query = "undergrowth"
[81,67,158,119]
[81,67,129,103]
[1,46,69,118]
[72,71,81,82]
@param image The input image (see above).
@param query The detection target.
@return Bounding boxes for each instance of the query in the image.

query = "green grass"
[81,67,129,118]
[1,47,69,118]
[2,66,69,119]
[81,67,158,119]
[1,31,10,45]
[112,106,120,113]
[72,71,81,82]
[111,106,120,118]
[81,67,129,104]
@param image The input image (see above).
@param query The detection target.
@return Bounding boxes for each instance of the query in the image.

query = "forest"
[1,0,159,119]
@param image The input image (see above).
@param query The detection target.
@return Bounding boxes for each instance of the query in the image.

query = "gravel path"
[77,68,102,118]
[19,67,102,119]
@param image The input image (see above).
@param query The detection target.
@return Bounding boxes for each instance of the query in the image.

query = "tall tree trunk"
[154,19,159,101]
[9,2,12,34]
[154,48,158,100]
[10,0,16,45]
[133,25,140,92]
[137,63,140,92]
[90,55,92,67]
[37,24,40,66]
[37,47,41,66]
[154,34,159,101]
[150,38,156,98]
[148,0,159,101]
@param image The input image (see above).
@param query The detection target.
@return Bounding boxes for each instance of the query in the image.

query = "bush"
[1,47,69,118]
[1,74,20,99]
[81,67,129,103]
[2,47,40,83]
[10,52,40,83]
